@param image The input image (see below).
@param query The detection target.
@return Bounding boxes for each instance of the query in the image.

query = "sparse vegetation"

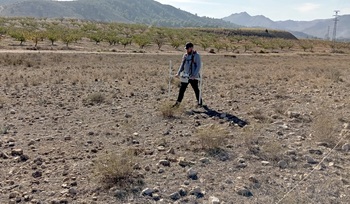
[196,124,229,150]
[160,101,181,118]
[94,150,140,189]
[312,110,339,147]
[83,93,105,105]
[0,17,349,204]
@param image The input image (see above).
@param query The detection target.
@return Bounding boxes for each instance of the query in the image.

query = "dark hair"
[185,42,194,49]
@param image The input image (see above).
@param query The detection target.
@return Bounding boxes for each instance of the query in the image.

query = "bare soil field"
[0,49,350,204]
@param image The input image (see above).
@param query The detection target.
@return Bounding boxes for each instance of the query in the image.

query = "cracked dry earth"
[0,52,350,204]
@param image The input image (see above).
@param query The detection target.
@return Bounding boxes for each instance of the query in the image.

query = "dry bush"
[196,124,229,150]
[159,101,182,118]
[0,96,6,108]
[249,108,271,123]
[262,140,284,162]
[94,150,140,189]
[83,92,105,105]
[312,110,339,147]
[325,69,343,83]
[242,125,263,154]
[273,103,286,115]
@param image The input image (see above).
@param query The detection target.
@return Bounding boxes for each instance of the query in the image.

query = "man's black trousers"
[177,79,201,104]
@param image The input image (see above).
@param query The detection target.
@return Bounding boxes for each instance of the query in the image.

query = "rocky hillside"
[224,12,350,40]
[0,0,239,28]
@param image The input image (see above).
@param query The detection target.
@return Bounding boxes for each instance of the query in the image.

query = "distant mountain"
[0,0,26,5]
[224,12,350,40]
[0,0,239,28]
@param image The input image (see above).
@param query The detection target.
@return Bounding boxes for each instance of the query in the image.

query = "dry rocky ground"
[0,43,350,204]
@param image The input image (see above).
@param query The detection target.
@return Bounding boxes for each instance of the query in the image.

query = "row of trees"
[0,17,348,53]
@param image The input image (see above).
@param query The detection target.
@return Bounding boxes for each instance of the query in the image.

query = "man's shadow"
[192,106,248,127]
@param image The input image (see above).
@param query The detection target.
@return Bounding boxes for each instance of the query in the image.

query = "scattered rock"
[209,196,220,204]
[235,186,253,197]
[189,186,205,198]
[169,192,181,201]
[179,188,187,197]
[152,193,161,201]
[342,143,350,152]
[144,165,151,171]
[64,136,71,141]
[287,111,300,118]
[313,163,326,171]
[158,160,170,167]
[28,140,35,146]
[19,154,30,162]
[158,168,165,174]
[178,157,195,167]
[141,188,154,196]
[68,187,77,195]
[309,149,323,155]
[278,160,288,169]
[199,157,210,164]
[0,151,10,159]
[237,163,247,168]
[11,149,23,156]
[10,109,16,114]
[286,150,297,155]
[261,161,270,166]
[9,191,19,199]
[157,146,166,151]
[187,168,198,180]
[305,155,318,164]
[114,190,127,199]
[133,163,141,170]
[32,171,42,178]
[316,142,329,147]
[167,147,175,154]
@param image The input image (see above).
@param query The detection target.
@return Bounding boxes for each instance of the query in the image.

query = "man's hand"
[175,74,180,78]
[190,76,195,80]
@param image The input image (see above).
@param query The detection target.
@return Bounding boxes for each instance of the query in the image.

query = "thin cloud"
[156,0,220,5]
[297,3,321,13]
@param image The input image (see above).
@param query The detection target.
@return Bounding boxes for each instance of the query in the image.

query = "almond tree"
[8,28,29,45]
[46,26,61,46]
[133,34,151,49]
[30,30,45,47]
[105,31,119,46]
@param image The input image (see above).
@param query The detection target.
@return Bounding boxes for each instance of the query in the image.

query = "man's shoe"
[172,102,180,108]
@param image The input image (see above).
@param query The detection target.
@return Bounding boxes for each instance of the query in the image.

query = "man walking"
[173,42,202,108]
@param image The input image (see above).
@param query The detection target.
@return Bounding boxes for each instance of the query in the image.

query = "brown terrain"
[0,36,350,204]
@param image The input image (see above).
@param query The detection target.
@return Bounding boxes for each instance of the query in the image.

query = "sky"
[155,0,350,21]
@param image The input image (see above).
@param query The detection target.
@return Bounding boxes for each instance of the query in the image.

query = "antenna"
[332,10,340,43]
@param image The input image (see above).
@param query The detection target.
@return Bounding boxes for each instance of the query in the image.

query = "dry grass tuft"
[262,140,284,162]
[249,108,271,123]
[83,92,105,105]
[0,96,6,108]
[94,150,140,189]
[312,110,339,147]
[159,101,182,118]
[196,124,229,150]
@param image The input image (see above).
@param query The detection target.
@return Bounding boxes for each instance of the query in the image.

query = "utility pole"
[332,10,340,43]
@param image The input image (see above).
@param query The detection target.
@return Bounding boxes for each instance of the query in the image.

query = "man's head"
[185,42,194,53]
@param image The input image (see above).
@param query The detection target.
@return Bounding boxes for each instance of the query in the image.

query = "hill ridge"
[0,0,239,28]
